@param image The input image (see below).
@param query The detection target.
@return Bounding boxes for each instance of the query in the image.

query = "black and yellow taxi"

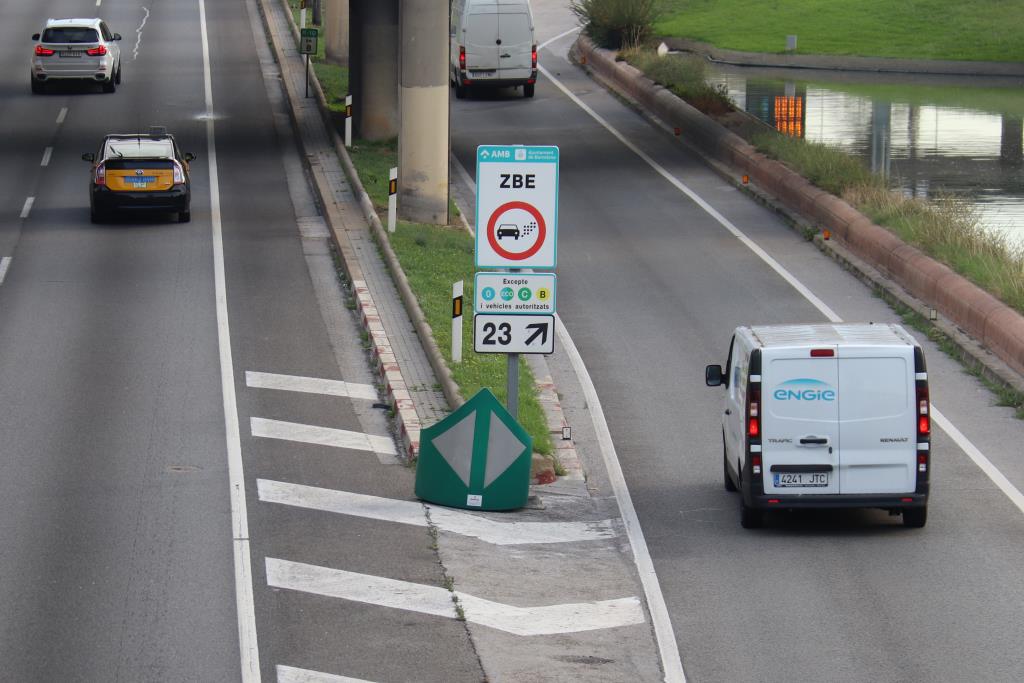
[82,127,196,223]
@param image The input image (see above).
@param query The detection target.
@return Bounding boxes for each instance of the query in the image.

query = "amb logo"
[773,378,836,402]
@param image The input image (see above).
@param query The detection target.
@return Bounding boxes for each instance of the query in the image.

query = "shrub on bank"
[622,49,734,115]
[571,0,659,49]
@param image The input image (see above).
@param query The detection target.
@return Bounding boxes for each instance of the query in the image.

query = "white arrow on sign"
[473,314,555,354]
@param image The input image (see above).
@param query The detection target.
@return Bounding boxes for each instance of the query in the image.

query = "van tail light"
[35,45,56,56]
[172,161,185,185]
[747,385,761,438]
[459,46,466,71]
[751,453,762,476]
[86,45,107,56]
[94,163,106,186]
[916,384,930,436]
[531,45,537,68]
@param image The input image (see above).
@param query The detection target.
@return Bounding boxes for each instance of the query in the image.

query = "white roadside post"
[452,281,464,363]
[299,1,307,29]
[388,167,398,233]
[344,95,353,148]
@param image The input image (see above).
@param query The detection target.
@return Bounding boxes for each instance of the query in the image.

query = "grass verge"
[654,0,1024,62]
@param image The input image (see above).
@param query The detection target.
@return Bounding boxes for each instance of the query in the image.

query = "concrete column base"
[398,84,449,224]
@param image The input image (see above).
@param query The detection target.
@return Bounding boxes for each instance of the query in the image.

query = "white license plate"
[471,70,496,77]
[60,51,83,58]
[774,472,829,487]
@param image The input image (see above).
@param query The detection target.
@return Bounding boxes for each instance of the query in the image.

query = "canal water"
[706,64,1024,247]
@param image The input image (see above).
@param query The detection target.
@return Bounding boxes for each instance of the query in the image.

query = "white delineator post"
[300,6,307,28]
[344,95,353,148]
[387,166,398,233]
[452,281,464,363]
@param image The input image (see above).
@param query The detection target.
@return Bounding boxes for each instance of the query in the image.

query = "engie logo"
[773,378,836,402]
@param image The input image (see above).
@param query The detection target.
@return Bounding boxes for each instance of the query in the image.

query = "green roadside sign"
[300,28,318,55]
[415,388,532,511]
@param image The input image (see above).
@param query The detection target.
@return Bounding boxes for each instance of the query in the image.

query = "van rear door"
[497,12,533,77]
[762,348,840,495]
[465,11,500,74]
[837,347,916,493]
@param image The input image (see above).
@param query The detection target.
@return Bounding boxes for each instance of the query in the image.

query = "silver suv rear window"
[42,27,99,44]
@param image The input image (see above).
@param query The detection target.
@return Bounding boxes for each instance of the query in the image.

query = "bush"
[571,0,659,49]
[622,49,735,116]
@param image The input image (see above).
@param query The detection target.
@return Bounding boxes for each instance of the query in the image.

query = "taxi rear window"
[42,27,99,43]
[105,140,175,159]
[104,159,175,170]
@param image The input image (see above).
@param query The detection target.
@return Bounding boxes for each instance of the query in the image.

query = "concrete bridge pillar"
[1000,115,1023,166]
[397,0,449,224]
[349,0,399,140]
[323,0,349,66]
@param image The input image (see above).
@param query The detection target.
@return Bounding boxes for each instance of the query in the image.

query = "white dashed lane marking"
[40,147,52,167]
[56,107,68,124]
[266,558,645,636]
[250,417,398,461]
[0,258,11,285]
[20,197,34,219]
[246,370,377,401]
[257,479,617,545]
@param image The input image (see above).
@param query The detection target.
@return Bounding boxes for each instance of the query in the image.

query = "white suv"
[31,18,122,94]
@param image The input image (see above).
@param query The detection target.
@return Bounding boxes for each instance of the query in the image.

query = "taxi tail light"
[172,161,185,185]
[35,45,55,56]
[747,385,761,438]
[93,163,106,186]
[531,45,537,68]
[459,46,466,71]
[86,45,107,56]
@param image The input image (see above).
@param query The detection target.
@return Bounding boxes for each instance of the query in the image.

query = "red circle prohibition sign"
[486,201,547,261]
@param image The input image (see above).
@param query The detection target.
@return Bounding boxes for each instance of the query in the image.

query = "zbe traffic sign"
[475,145,559,269]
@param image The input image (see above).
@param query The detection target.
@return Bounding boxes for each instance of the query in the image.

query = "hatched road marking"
[266,558,645,636]
[250,417,398,460]
[246,370,377,401]
[276,666,375,683]
[257,479,617,545]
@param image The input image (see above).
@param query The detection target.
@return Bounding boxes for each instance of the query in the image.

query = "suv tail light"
[35,45,56,56]
[86,45,107,56]
[172,161,185,185]
[94,163,106,186]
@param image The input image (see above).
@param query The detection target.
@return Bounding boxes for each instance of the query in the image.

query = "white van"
[450,0,537,99]
[705,323,931,529]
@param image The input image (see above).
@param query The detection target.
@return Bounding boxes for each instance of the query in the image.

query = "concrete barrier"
[574,36,1024,379]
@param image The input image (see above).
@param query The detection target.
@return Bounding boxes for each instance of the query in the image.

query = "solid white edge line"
[554,316,687,683]
[932,409,1024,514]
[198,0,261,679]
[0,257,11,285]
[20,197,34,219]
[41,147,53,167]
[56,107,68,124]
[538,25,582,51]
[539,56,1023,517]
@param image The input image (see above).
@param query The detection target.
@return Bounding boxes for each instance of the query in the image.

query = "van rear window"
[42,27,99,44]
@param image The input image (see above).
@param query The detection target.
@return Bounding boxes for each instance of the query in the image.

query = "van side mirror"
[82,153,96,162]
[184,152,196,162]
[32,33,40,41]
[705,364,724,387]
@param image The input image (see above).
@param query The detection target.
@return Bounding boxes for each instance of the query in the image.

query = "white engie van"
[705,323,931,529]
[450,0,537,98]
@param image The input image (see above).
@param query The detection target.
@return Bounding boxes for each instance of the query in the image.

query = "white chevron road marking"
[246,371,378,401]
[251,418,397,462]
[266,558,644,636]
[257,479,617,545]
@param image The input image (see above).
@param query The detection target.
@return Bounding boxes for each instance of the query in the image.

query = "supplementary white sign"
[475,145,559,269]
[474,272,556,314]
[473,314,555,354]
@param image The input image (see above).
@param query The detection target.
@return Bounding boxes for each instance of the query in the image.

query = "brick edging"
[574,36,1024,379]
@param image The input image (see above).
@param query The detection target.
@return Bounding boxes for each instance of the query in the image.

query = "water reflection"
[707,65,1024,245]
